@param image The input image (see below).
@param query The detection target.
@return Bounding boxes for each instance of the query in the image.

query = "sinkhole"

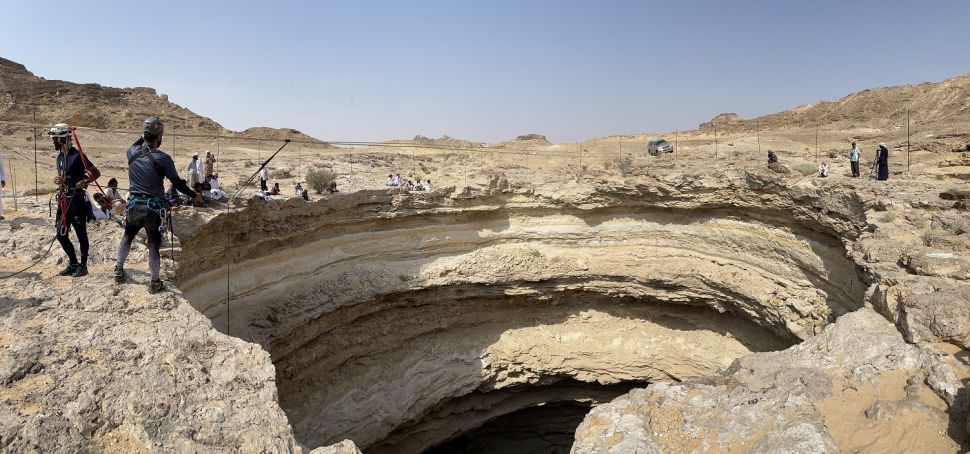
[175,195,867,453]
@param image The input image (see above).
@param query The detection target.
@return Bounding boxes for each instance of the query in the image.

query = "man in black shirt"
[115,116,201,293]
[51,123,100,277]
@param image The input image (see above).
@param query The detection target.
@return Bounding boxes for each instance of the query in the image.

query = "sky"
[2,0,969,143]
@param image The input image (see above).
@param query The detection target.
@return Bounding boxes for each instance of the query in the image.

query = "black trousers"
[260,178,268,191]
[56,197,90,267]
[850,161,859,177]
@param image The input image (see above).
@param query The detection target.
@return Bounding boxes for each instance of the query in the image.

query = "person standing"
[51,123,100,277]
[203,150,216,181]
[849,141,861,177]
[876,143,890,181]
[259,166,269,191]
[115,116,201,293]
[186,152,201,187]
[0,151,6,220]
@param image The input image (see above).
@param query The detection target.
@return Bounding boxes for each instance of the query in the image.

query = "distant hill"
[699,73,970,133]
[0,56,322,141]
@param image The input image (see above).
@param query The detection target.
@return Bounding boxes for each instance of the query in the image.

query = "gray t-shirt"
[126,144,195,199]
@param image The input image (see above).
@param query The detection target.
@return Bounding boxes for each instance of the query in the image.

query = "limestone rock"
[572,309,966,453]
[0,283,301,453]
[309,440,362,454]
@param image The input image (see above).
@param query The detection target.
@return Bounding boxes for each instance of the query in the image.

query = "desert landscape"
[1,54,969,454]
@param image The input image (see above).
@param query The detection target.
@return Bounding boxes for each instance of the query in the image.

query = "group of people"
[768,141,891,181]
[47,117,202,293]
[182,150,224,203]
[386,173,433,191]
[825,141,890,180]
[256,172,314,201]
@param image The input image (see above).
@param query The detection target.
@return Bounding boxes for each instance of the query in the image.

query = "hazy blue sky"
[2,1,969,143]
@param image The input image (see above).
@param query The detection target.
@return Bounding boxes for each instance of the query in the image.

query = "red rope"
[69,126,107,198]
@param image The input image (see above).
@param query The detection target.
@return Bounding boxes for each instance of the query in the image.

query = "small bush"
[528,248,542,258]
[877,212,896,223]
[921,228,949,245]
[306,167,337,194]
[792,161,816,176]
[612,155,635,176]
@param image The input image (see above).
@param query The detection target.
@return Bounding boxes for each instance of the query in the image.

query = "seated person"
[90,193,112,220]
[295,182,305,198]
[327,181,339,193]
[767,150,778,164]
[166,182,185,207]
[394,174,402,186]
[415,181,424,191]
[818,161,829,177]
[270,182,281,195]
[425,179,433,191]
[302,187,310,201]
[386,174,395,186]
[104,178,123,203]
[192,182,208,206]
[208,173,226,200]
[404,180,414,190]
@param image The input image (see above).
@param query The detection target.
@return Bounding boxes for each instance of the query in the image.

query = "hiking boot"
[148,279,165,294]
[71,265,88,278]
[113,266,127,284]
[58,263,79,276]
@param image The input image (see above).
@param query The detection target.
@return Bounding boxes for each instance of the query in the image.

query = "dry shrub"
[306,167,337,194]
[792,161,816,176]
[612,155,635,176]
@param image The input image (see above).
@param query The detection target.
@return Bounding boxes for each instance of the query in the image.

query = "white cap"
[879,142,886,147]
[193,152,199,156]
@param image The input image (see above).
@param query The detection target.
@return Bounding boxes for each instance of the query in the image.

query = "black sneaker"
[71,265,88,278]
[113,266,127,283]
[58,263,79,276]
[148,280,165,294]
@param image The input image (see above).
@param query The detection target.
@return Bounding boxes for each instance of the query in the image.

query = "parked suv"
[647,139,674,155]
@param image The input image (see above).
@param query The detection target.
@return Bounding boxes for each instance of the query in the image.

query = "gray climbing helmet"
[143,116,164,136]
[48,123,71,138]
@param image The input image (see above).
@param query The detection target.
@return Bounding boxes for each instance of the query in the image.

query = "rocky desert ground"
[1,56,969,453]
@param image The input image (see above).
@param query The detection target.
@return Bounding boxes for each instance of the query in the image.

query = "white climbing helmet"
[48,123,71,138]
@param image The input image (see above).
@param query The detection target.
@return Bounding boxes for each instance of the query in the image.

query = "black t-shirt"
[55,148,93,189]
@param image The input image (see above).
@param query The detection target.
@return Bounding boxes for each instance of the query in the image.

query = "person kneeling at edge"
[51,123,100,277]
[115,116,202,293]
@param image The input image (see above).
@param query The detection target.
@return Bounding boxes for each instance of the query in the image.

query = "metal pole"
[815,123,818,162]
[757,119,761,154]
[907,109,911,172]
[32,108,38,203]
[10,160,17,212]
[714,123,718,159]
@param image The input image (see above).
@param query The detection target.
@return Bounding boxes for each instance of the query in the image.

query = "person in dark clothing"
[51,123,100,278]
[876,143,890,181]
[114,116,201,293]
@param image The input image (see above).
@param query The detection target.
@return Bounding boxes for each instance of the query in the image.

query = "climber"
[114,116,201,293]
[51,123,100,277]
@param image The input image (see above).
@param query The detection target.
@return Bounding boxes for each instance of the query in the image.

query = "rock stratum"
[2,165,968,453]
